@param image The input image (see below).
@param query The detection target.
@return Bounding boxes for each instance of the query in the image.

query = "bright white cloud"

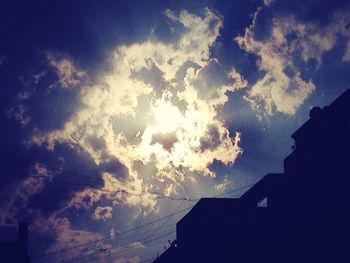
[30,8,245,217]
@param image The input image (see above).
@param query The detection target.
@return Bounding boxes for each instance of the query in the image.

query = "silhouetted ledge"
[154,89,350,263]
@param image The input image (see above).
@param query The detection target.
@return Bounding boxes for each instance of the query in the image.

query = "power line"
[109,229,176,257]
[100,224,175,252]
[0,163,191,201]
[151,200,185,239]
[75,228,176,263]
[2,159,254,199]
[1,162,255,202]
[28,174,256,202]
[0,162,195,201]
[8,156,257,261]
[33,206,192,260]
[82,202,188,262]
[33,181,255,260]
[96,203,189,263]
[137,183,257,262]
[29,174,198,201]
[107,210,185,248]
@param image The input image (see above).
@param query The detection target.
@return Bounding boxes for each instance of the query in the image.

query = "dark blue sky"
[1,0,350,262]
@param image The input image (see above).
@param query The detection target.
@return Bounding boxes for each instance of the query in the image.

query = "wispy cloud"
[0,163,52,225]
[5,104,32,126]
[47,53,86,89]
[236,8,315,116]
[236,9,350,116]
[32,214,103,262]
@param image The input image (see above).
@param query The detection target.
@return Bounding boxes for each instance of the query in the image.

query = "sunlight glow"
[152,96,184,134]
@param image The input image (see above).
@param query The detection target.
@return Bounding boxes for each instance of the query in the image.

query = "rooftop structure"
[154,89,350,263]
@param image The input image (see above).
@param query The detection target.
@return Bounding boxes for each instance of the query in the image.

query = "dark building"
[154,89,350,263]
[0,222,31,263]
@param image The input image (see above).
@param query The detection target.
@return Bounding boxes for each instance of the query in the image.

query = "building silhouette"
[0,222,31,263]
[154,89,350,262]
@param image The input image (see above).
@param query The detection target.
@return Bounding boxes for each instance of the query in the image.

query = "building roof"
[292,89,350,141]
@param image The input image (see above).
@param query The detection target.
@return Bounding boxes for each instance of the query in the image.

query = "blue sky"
[1,0,350,262]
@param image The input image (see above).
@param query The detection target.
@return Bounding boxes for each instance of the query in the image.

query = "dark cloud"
[131,58,169,97]
[111,94,154,141]
[200,125,221,152]
[151,132,178,151]
[0,0,133,66]
[271,0,350,25]
[99,158,130,181]
[250,0,350,41]
[191,59,228,101]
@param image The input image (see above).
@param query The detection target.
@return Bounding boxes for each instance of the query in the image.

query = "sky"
[1,0,350,262]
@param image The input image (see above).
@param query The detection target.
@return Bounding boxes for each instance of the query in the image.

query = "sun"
[152,97,184,134]
[136,92,190,164]
[135,90,210,174]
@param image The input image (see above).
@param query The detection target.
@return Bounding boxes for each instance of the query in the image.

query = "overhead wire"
[30,174,198,201]
[109,181,256,263]
[133,182,258,262]
[32,181,256,261]
[0,162,197,201]
[0,162,256,202]
[32,206,192,260]
[109,229,176,257]
[74,228,177,263]
[106,203,186,248]
[113,201,186,262]
[1,161,258,261]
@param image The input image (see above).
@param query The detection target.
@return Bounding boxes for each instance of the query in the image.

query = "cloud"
[28,8,244,217]
[279,11,350,63]
[186,58,247,105]
[0,163,52,225]
[30,210,146,262]
[236,9,350,116]
[32,214,103,261]
[5,71,46,127]
[109,242,145,257]
[47,53,86,89]
[67,188,104,210]
[5,104,32,126]
[214,176,233,192]
[92,206,113,221]
[236,9,315,116]
[343,41,350,61]
[263,0,275,6]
